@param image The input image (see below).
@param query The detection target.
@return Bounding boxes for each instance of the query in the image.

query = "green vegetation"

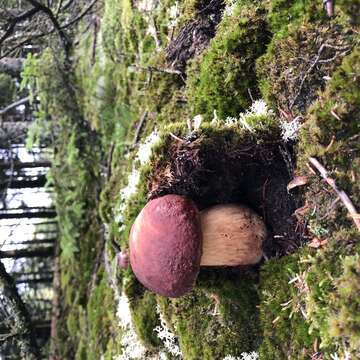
[24,0,359,358]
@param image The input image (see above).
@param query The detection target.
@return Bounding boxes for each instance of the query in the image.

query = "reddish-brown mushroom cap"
[129,194,202,297]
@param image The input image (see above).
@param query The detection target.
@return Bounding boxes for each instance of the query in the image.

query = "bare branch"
[132,111,148,145]
[0,6,41,47]
[25,0,71,51]
[0,96,31,117]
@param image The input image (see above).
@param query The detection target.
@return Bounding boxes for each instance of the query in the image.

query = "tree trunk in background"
[6,175,48,189]
[0,209,56,219]
[14,238,56,246]
[0,261,41,360]
[0,246,54,259]
[16,276,54,284]
[0,160,51,169]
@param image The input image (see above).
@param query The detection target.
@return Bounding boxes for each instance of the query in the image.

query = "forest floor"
[25,0,359,359]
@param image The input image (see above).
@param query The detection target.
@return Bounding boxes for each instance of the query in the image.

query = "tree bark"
[0,209,56,219]
[0,246,54,259]
[0,160,51,170]
[5,175,48,189]
[0,260,41,359]
[15,276,54,284]
[13,238,56,246]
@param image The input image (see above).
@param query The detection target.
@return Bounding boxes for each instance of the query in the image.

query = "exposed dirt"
[149,133,306,259]
[165,0,225,72]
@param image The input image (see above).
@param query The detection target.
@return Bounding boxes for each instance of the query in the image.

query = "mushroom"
[129,194,267,297]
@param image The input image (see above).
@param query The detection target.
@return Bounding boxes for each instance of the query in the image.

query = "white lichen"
[223,0,238,17]
[168,1,179,28]
[154,304,183,358]
[213,99,274,131]
[223,352,259,360]
[115,128,160,228]
[192,114,203,131]
[136,128,160,165]
[115,293,148,360]
[280,116,302,142]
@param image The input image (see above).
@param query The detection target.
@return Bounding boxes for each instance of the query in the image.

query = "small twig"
[290,44,352,110]
[0,331,18,342]
[149,16,161,51]
[132,111,148,145]
[308,157,360,232]
[169,132,184,142]
[128,64,182,76]
[319,197,340,221]
[91,16,99,66]
[106,143,115,180]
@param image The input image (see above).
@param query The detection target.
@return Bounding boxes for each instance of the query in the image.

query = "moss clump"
[157,270,261,359]
[301,230,360,358]
[328,253,360,355]
[257,17,355,114]
[127,286,161,349]
[264,0,325,34]
[186,2,270,120]
[258,253,317,359]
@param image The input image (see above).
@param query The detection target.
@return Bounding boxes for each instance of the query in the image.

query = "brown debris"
[165,0,225,72]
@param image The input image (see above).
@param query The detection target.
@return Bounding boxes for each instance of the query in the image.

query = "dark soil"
[149,133,306,259]
[165,0,225,72]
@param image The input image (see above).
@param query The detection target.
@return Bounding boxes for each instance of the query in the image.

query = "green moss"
[265,0,325,34]
[187,2,270,120]
[329,254,360,354]
[129,289,161,349]
[259,253,317,359]
[157,270,261,359]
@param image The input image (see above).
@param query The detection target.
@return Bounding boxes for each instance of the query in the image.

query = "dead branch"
[0,96,31,118]
[132,111,148,145]
[308,157,360,232]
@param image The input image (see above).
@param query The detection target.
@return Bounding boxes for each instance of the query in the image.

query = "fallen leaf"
[308,238,328,248]
[287,176,309,191]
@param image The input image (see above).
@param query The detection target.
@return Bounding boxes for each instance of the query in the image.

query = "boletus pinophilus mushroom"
[129,194,267,297]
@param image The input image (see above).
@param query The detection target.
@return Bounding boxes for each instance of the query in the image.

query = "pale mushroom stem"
[199,204,266,266]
